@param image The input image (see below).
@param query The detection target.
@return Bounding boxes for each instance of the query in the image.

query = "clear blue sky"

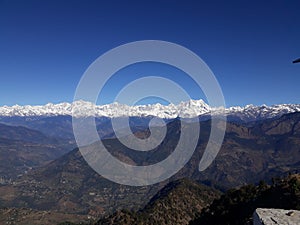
[0,0,299,106]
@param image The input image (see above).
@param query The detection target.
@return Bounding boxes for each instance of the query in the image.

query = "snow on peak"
[0,100,299,120]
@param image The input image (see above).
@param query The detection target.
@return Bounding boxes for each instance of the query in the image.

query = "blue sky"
[0,0,299,107]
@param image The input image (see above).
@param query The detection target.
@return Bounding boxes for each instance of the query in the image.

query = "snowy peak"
[71,99,212,118]
[222,104,300,121]
[0,100,300,120]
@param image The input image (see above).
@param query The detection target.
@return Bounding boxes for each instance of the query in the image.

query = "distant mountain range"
[0,100,300,121]
[0,100,300,224]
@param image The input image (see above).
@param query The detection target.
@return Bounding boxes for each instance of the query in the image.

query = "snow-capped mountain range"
[0,99,299,121]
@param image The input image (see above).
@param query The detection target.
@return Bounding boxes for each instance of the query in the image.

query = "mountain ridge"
[0,99,299,121]
[0,123,76,181]
[1,112,300,215]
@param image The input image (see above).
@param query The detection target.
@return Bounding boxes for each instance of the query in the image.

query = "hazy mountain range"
[1,112,300,213]
[0,100,299,224]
